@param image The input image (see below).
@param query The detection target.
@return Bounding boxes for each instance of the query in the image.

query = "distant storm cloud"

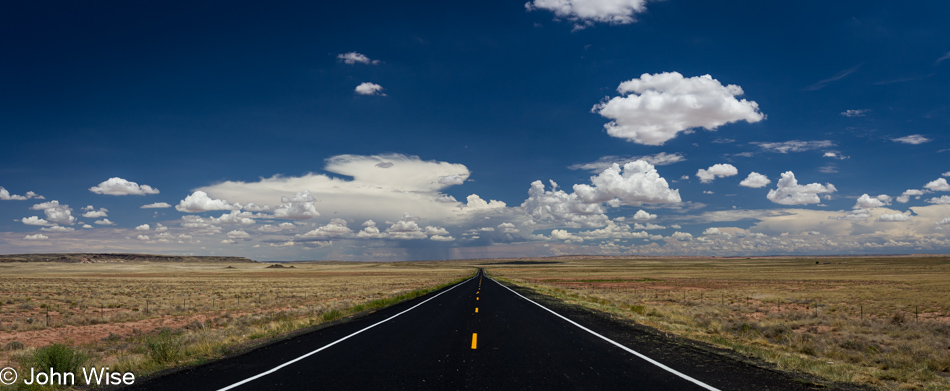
[89,177,160,195]
[593,72,764,146]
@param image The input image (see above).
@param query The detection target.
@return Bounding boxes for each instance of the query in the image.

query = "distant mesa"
[0,253,256,264]
[266,264,295,269]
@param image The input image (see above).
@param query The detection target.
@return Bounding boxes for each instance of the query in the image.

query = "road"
[124,270,828,390]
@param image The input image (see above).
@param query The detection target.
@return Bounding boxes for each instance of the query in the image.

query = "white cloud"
[41,225,74,232]
[841,109,869,117]
[464,194,507,211]
[928,195,950,205]
[632,209,656,221]
[298,218,352,239]
[892,135,931,145]
[337,52,379,65]
[525,0,648,28]
[30,200,76,225]
[197,154,471,224]
[766,172,836,205]
[95,219,115,225]
[273,190,320,219]
[878,213,911,222]
[751,140,834,153]
[550,229,582,243]
[854,194,891,209]
[696,163,738,183]
[258,223,297,232]
[176,191,242,213]
[670,231,693,241]
[357,220,385,238]
[1,187,43,201]
[355,82,385,96]
[135,224,150,231]
[136,235,150,241]
[568,152,685,172]
[944,172,950,177]
[739,172,770,188]
[209,210,258,225]
[81,206,109,218]
[593,72,763,145]
[925,178,950,192]
[385,218,428,240]
[702,227,722,235]
[22,216,51,226]
[155,223,167,232]
[227,230,251,239]
[439,175,465,185]
[82,224,93,229]
[896,189,925,203]
[822,152,849,160]
[572,160,681,206]
[429,235,455,242]
[221,239,236,244]
[522,180,608,228]
[141,202,172,209]
[937,217,950,226]
[24,233,48,241]
[89,177,160,195]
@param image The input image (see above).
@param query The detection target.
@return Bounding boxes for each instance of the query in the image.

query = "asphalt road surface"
[124,270,833,390]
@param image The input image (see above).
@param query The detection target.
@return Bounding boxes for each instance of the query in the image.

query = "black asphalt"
[123,270,834,390]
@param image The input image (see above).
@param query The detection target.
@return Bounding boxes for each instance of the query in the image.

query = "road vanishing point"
[125,270,826,390]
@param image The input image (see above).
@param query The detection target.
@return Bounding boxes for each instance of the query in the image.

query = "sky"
[1,0,949,261]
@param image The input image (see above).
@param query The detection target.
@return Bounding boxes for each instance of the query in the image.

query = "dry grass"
[486,256,950,391]
[0,261,472,387]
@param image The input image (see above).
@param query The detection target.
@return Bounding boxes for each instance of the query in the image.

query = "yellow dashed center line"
[475,307,479,313]
[471,333,478,349]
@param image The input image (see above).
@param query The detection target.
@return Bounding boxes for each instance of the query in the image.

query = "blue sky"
[2,0,949,261]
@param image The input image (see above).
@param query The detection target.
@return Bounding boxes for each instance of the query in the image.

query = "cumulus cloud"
[89,177,159,195]
[385,218,428,240]
[227,230,251,240]
[878,213,911,222]
[95,219,115,225]
[81,206,109,218]
[464,194,507,211]
[751,140,834,153]
[572,160,681,206]
[568,152,685,172]
[593,72,763,145]
[896,189,925,203]
[525,0,648,28]
[136,235,150,241]
[696,163,738,183]
[337,52,379,65]
[141,202,172,209]
[24,234,48,241]
[22,216,51,226]
[273,190,320,219]
[40,225,74,232]
[854,194,891,209]
[522,180,608,228]
[209,210,258,225]
[739,172,770,188]
[355,82,385,96]
[841,109,869,117]
[1,187,43,200]
[925,178,950,192]
[258,222,297,232]
[670,231,693,241]
[29,201,76,226]
[892,135,931,145]
[632,209,656,221]
[928,195,950,205]
[298,218,352,239]
[135,224,150,231]
[176,191,241,213]
[766,172,836,205]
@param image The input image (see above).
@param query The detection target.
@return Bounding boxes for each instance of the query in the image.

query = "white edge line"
[490,277,721,391]
[216,276,475,391]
